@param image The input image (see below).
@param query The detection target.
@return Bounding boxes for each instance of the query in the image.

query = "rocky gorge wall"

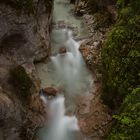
[0,0,53,140]
[72,0,117,140]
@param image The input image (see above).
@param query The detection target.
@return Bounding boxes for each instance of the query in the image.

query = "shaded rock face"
[0,0,53,64]
[0,88,22,140]
[0,0,53,140]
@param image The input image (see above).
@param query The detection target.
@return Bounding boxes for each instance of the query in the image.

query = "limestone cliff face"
[0,1,53,140]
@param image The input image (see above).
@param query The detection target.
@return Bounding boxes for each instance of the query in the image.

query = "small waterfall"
[51,29,92,95]
[39,96,80,140]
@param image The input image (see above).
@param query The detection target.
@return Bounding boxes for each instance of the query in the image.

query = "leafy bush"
[108,88,140,140]
[101,0,140,139]
[101,0,140,109]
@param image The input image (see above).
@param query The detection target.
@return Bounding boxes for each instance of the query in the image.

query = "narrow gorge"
[0,0,140,140]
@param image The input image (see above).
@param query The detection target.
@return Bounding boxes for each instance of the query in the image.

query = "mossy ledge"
[9,65,33,100]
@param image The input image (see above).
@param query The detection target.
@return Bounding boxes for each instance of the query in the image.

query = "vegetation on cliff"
[101,0,140,139]
[108,88,140,140]
[10,66,32,99]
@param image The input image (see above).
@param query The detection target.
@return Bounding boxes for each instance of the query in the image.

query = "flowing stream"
[36,0,93,140]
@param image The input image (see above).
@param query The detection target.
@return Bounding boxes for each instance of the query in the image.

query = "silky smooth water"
[50,29,92,95]
[36,0,93,139]
[39,96,80,140]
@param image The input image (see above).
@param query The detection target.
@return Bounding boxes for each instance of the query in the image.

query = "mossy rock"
[101,0,140,108]
[10,65,32,99]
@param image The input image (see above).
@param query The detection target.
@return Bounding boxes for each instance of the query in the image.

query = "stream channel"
[36,0,94,140]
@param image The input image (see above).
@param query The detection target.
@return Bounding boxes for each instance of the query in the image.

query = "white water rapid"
[51,29,92,95]
[38,28,92,140]
[39,96,80,140]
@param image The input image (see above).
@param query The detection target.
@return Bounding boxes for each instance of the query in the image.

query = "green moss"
[101,0,140,108]
[10,65,32,99]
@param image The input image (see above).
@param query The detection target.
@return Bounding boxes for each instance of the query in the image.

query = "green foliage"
[101,0,140,109]
[10,66,32,99]
[101,0,140,139]
[108,88,140,140]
